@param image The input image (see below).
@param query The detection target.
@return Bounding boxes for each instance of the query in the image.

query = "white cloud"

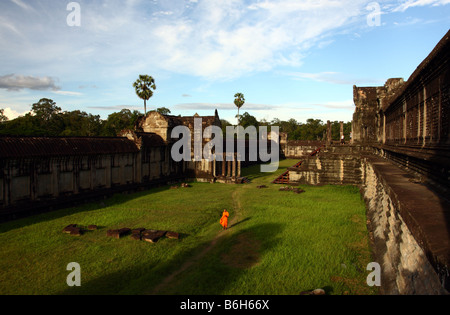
[1,107,29,120]
[1,0,448,86]
[392,0,450,12]
[10,0,33,11]
[0,74,60,91]
[53,91,83,97]
[286,71,384,85]
[142,0,371,80]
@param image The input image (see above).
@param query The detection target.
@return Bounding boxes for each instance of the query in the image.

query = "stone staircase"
[273,145,373,186]
[272,145,323,184]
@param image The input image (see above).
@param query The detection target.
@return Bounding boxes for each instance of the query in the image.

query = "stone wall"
[284,140,324,159]
[287,145,369,185]
[0,135,184,220]
[284,144,449,294]
[361,157,448,294]
[351,30,450,195]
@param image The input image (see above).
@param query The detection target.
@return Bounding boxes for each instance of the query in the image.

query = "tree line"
[0,98,350,141]
[221,113,351,141]
[0,98,172,137]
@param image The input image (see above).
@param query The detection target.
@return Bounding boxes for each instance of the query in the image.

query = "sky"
[0,0,449,125]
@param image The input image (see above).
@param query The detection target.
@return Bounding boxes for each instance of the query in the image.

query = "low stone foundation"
[361,158,448,294]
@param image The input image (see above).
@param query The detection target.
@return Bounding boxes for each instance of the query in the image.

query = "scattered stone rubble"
[299,288,326,295]
[106,228,131,239]
[62,224,83,236]
[62,223,180,244]
[170,183,191,189]
[279,186,305,194]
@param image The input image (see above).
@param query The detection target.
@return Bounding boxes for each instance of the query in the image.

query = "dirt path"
[148,189,242,294]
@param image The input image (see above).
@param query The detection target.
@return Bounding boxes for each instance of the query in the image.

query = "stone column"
[232,153,236,178]
[52,158,60,198]
[423,85,427,146]
[105,155,112,189]
[222,154,226,177]
[238,160,241,178]
[327,120,332,144]
[340,121,344,144]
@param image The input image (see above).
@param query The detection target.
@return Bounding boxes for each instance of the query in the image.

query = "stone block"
[292,188,305,194]
[69,227,83,236]
[130,233,141,241]
[88,225,98,230]
[142,230,167,243]
[132,228,146,235]
[166,231,180,239]
[142,234,159,243]
[107,228,131,239]
[62,224,77,233]
[62,224,83,236]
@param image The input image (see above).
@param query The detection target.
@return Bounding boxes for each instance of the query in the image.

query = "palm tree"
[234,93,245,126]
[133,75,156,115]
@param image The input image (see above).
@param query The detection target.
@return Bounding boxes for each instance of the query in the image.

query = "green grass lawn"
[0,159,377,295]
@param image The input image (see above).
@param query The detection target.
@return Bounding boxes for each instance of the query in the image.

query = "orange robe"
[220,210,229,229]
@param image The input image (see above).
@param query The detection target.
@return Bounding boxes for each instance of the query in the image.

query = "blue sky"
[0,0,449,125]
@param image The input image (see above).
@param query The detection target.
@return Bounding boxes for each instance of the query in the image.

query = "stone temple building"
[279,30,450,295]
[0,30,449,295]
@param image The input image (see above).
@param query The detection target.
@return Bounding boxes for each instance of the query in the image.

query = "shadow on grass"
[229,217,252,229]
[0,185,175,234]
[57,223,284,295]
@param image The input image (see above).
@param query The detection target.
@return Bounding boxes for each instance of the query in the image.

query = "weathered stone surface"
[69,227,83,236]
[88,225,98,230]
[107,228,131,239]
[142,230,167,243]
[130,233,141,241]
[63,224,83,236]
[166,231,180,239]
[299,288,326,295]
[62,224,77,233]
[142,234,159,243]
[132,228,146,234]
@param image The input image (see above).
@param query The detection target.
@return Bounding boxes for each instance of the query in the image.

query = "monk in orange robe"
[220,209,230,230]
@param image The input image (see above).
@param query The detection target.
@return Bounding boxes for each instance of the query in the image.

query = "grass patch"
[0,160,377,295]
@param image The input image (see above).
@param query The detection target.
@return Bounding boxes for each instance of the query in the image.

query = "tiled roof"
[0,136,139,158]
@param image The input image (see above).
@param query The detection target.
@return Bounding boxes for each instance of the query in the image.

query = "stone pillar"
[222,154,226,177]
[326,120,331,144]
[423,85,427,146]
[340,121,344,144]
[232,153,236,178]
[227,160,231,177]
[52,159,60,197]
[238,160,241,178]
[105,155,112,189]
